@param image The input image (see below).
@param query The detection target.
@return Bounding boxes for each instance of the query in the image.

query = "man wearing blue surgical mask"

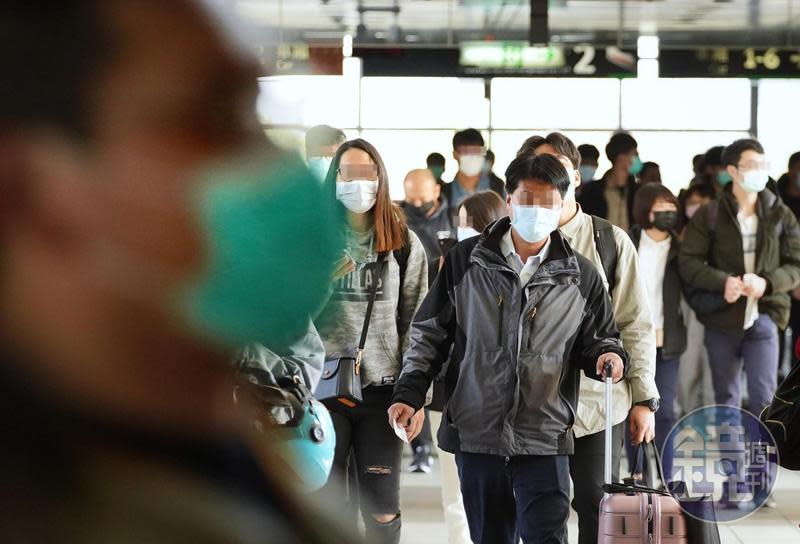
[680,138,800,509]
[390,153,628,544]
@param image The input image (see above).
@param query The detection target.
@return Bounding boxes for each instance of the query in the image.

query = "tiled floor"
[400,461,800,544]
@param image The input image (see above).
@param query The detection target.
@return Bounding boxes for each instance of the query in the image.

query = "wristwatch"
[635,397,661,413]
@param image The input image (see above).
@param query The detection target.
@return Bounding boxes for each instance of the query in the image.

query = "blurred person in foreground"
[0,2,356,542]
[777,151,800,369]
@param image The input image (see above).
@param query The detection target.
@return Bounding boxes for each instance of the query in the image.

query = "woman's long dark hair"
[325,138,407,253]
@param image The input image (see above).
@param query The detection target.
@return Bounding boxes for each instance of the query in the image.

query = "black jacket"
[392,218,628,456]
[578,171,639,228]
[679,187,800,334]
[400,200,456,287]
[629,227,687,359]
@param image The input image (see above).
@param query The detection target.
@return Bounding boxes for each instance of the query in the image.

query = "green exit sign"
[460,41,565,69]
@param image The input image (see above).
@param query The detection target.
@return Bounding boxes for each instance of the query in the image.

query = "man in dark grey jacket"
[389,154,627,544]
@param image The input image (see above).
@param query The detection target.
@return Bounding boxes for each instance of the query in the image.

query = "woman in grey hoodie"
[315,139,428,544]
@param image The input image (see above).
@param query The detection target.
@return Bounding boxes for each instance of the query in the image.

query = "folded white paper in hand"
[392,418,410,444]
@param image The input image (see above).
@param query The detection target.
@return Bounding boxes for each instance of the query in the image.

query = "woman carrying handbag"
[314,139,428,544]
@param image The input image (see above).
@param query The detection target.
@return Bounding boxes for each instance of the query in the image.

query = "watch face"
[650,398,660,412]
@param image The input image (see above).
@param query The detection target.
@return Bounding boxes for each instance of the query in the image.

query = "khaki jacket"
[560,207,659,437]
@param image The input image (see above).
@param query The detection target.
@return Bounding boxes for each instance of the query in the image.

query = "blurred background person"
[316,139,428,544]
[306,124,346,182]
[427,152,446,187]
[579,132,641,231]
[443,128,505,210]
[0,1,355,542]
[677,184,716,414]
[577,143,600,191]
[701,145,731,193]
[483,149,506,191]
[639,161,662,184]
[628,183,687,481]
[400,167,456,474]
[690,153,706,186]
[457,191,509,241]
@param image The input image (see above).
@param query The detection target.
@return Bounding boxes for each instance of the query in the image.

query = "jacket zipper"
[526,307,538,351]
[497,296,504,348]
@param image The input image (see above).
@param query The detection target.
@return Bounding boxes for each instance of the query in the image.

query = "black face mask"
[409,201,435,215]
[652,210,678,232]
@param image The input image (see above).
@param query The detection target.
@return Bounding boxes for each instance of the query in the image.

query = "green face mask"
[717,170,733,186]
[179,151,344,350]
[629,155,644,176]
[430,166,444,180]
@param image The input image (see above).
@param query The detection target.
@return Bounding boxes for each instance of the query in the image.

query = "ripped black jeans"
[320,385,403,544]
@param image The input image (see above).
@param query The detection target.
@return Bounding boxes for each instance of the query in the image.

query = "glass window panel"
[621,79,751,130]
[757,80,800,180]
[630,131,751,194]
[491,79,620,130]
[258,76,359,128]
[360,130,485,200]
[360,77,489,129]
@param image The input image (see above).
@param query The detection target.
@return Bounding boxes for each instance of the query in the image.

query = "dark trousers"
[790,297,800,369]
[455,451,570,544]
[569,422,624,544]
[704,314,779,416]
[317,386,403,544]
[626,350,680,484]
[410,408,432,451]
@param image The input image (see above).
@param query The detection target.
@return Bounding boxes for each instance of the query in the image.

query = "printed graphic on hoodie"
[331,260,388,303]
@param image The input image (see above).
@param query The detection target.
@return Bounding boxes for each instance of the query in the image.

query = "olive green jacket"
[679,187,800,335]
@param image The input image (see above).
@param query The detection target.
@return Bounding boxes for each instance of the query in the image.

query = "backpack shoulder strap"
[591,215,618,295]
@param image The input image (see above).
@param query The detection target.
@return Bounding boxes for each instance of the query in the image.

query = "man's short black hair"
[721,139,765,168]
[452,128,484,150]
[0,1,112,138]
[578,144,600,164]
[605,132,638,162]
[516,132,581,169]
[504,153,571,197]
[305,125,346,157]
[788,151,800,170]
[426,152,445,168]
[703,146,725,168]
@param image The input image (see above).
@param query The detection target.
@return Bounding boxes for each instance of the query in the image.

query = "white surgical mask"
[511,205,561,243]
[336,180,378,214]
[458,226,481,241]
[459,155,485,177]
[741,169,769,193]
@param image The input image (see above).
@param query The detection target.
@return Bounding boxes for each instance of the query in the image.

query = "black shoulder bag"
[315,253,387,409]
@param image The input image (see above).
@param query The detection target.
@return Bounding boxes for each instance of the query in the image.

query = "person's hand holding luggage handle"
[629,405,656,445]
[597,353,624,383]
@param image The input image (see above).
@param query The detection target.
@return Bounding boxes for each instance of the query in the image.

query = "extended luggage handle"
[604,361,614,487]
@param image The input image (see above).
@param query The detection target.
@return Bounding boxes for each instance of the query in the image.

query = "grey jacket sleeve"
[610,227,659,403]
[235,319,325,390]
[398,230,430,354]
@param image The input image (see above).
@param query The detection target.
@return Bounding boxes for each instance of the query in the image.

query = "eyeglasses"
[338,164,379,182]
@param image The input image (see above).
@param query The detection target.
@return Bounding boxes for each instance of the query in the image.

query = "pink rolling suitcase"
[597,362,688,544]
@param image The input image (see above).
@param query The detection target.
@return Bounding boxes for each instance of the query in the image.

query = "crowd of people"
[2,2,800,544]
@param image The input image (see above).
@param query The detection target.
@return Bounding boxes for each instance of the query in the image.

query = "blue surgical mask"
[307,156,333,182]
[717,170,732,186]
[180,152,343,350]
[741,169,769,193]
[629,155,644,176]
[579,165,596,183]
[458,226,481,241]
[511,204,561,243]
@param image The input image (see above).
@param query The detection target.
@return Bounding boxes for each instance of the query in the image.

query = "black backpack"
[591,215,618,295]
[760,361,800,470]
